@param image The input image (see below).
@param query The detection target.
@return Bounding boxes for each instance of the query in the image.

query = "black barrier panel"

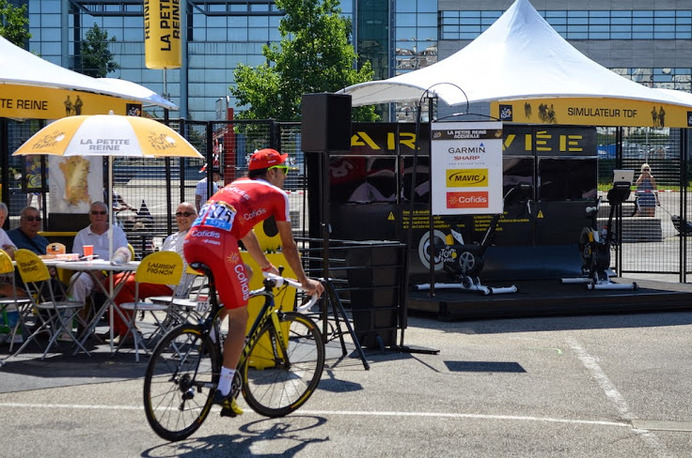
[344,241,407,348]
[330,203,398,241]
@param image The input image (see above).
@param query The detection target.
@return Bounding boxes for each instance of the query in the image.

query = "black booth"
[303,94,599,342]
[321,123,598,284]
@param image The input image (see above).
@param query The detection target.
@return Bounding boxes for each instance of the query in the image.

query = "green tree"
[0,0,30,46]
[80,23,119,78]
[231,0,377,122]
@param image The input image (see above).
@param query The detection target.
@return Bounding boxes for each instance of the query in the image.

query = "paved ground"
[1,309,691,457]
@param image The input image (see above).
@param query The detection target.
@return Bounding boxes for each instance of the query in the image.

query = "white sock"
[218,367,235,396]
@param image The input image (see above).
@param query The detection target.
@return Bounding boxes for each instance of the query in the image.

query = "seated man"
[109,202,197,345]
[8,206,49,255]
[69,201,129,329]
[8,206,62,334]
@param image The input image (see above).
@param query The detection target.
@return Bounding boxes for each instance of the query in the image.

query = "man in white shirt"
[109,202,197,342]
[69,201,129,315]
[195,167,221,211]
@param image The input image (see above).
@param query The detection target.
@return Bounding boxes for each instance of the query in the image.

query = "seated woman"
[634,163,658,217]
[107,202,197,345]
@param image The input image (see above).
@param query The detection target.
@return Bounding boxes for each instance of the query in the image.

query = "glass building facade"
[21,0,692,120]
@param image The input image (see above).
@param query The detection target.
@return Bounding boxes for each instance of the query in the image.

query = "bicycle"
[565,178,637,290]
[143,263,325,442]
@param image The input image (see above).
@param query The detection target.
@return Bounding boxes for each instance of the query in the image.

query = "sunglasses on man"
[269,165,289,175]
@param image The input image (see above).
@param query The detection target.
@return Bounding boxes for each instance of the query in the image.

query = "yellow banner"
[0,84,142,119]
[492,98,692,128]
[144,0,182,69]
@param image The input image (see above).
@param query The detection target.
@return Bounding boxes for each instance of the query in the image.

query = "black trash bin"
[345,240,407,349]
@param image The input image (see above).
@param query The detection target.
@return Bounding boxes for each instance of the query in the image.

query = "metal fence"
[3,119,691,282]
[1,118,309,258]
[597,127,691,282]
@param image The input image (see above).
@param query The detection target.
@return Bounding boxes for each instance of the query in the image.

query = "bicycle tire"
[143,325,220,442]
[241,312,325,417]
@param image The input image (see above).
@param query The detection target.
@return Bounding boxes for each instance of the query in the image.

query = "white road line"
[300,410,630,428]
[567,337,674,458]
[0,402,628,428]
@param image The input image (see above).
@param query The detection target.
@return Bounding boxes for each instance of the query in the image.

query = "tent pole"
[109,157,113,259]
[426,95,436,297]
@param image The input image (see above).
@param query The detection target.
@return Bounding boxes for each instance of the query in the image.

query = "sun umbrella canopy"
[13,113,203,260]
[13,113,202,159]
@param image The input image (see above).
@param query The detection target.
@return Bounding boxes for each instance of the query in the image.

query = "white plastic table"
[53,259,140,352]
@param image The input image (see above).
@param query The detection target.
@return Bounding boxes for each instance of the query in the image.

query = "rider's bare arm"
[275,220,323,297]
[239,231,274,273]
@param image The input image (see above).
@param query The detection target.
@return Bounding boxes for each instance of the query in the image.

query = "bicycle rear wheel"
[143,325,219,442]
[242,312,325,417]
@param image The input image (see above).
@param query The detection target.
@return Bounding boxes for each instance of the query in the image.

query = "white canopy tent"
[340,0,692,123]
[0,36,176,114]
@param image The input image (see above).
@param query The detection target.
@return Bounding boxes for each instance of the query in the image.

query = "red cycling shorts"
[183,226,250,310]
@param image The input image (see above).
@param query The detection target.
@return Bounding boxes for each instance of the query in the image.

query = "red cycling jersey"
[183,177,290,309]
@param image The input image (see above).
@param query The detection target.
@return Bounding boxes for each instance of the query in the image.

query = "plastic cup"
[82,245,94,257]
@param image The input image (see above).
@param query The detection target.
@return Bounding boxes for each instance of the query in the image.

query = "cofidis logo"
[446,192,489,209]
[446,169,488,188]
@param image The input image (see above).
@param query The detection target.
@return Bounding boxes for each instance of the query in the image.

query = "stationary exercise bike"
[415,184,531,295]
[562,179,637,290]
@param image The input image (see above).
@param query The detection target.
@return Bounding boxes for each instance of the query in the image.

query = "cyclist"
[183,148,324,416]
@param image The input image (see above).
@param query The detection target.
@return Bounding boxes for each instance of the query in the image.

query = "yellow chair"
[117,250,183,361]
[13,249,88,359]
[127,243,136,261]
[0,250,31,353]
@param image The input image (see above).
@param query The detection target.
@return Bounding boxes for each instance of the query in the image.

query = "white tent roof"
[0,36,176,110]
[340,0,692,110]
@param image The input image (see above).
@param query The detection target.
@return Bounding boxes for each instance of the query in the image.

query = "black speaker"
[301,93,352,152]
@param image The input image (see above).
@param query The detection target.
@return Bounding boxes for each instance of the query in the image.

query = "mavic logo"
[446,169,488,187]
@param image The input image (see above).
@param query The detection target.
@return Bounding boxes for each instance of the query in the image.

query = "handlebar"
[263,272,320,312]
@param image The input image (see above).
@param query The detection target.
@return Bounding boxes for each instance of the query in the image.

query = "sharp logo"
[446,169,489,187]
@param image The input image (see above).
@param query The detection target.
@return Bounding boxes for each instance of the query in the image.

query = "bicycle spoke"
[242,313,325,417]
[143,326,219,442]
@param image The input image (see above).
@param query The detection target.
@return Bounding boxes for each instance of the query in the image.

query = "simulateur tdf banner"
[144,0,182,69]
[492,98,692,128]
[430,121,503,216]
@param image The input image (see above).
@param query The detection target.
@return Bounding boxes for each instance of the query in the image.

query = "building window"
[440,9,692,40]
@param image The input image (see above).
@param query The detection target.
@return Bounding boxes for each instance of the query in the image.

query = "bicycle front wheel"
[143,325,219,442]
[242,312,325,417]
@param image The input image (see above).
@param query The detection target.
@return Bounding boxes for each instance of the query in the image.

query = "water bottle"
[110,247,132,265]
